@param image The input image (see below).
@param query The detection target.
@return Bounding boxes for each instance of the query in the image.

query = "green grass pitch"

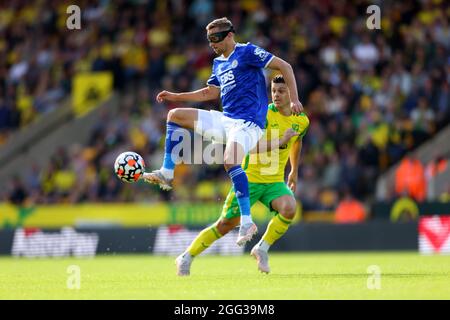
[1,252,449,299]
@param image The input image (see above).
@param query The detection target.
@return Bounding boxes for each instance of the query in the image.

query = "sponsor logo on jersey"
[254,47,269,61]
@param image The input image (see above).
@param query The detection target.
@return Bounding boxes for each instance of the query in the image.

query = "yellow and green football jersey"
[243,103,309,183]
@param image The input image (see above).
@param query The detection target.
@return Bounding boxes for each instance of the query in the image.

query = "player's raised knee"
[167,108,197,129]
[167,108,180,122]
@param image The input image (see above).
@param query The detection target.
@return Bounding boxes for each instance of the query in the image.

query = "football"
[114,151,145,183]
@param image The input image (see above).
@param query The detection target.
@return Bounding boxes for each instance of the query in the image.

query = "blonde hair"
[206,17,233,32]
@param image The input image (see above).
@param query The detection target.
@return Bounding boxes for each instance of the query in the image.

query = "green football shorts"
[221,182,294,219]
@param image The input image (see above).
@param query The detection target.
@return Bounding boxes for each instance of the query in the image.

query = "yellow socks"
[261,213,293,246]
[187,225,222,257]
[187,214,292,257]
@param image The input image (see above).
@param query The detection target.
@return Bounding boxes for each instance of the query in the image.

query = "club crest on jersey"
[231,59,238,68]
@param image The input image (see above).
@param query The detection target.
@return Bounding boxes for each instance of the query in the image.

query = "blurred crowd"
[1,0,449,213]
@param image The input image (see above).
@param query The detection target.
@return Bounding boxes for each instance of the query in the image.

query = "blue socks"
[161,121,184,178]
[227,165,252,224]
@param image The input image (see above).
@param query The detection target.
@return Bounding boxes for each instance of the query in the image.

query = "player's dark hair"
[272,75,285,84]
[206,17,234,32]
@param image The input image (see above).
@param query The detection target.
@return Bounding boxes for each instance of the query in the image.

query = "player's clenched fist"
[156,90,178,103]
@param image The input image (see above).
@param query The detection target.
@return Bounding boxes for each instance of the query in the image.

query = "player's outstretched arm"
[249,128,298,154]
[156,86,220,103]
[267,57,304,114]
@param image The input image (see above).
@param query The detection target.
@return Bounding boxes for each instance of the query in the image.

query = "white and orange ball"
[114,151,145,183]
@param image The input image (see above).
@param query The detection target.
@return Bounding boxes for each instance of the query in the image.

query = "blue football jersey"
[206,42,274,129]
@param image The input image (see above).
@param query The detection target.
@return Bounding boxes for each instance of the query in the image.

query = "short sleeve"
[244,43,274,68]
[299,127,308,138]
[298,118,310,140]
[206,72,220,87]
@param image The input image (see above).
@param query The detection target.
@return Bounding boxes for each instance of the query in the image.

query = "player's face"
[271,83,290,108]
[207,27,230,55]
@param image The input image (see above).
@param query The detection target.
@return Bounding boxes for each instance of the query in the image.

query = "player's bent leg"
[262,195,296,246]
[224,141,257,246]
[167,108,199,130]
[176,223,221,276]
[223,141,246,171]
[185,217,239,258]
[175,218,238,276]
[252,195,296,274]
[225,123,263,246]
[271,195,297,220]
[143,108,199,190]
[216,217,240,235]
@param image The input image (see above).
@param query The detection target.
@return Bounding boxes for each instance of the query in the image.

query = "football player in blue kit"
[144,17,303,248]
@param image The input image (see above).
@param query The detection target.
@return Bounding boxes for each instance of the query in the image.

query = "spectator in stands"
[410,97,435,145]
[8,176,27,207]
[395,154,427,202]
[334,188,366,223]
[425,155,448,181]
[425,155,449,200]
[352,34,379,71]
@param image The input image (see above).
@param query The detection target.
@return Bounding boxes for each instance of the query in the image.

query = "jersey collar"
[216,43,242,61]
[269,103,294,116]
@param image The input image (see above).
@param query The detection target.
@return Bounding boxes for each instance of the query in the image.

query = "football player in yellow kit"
[176,75,309,275]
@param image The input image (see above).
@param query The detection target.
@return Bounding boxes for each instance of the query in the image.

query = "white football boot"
[142,170,173,191]
[175,252,193,276]
[250,244,270,274]
[236,222,258,246]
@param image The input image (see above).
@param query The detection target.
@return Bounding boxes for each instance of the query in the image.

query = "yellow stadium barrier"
[0,201,302,229]
[0,203,167,228]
